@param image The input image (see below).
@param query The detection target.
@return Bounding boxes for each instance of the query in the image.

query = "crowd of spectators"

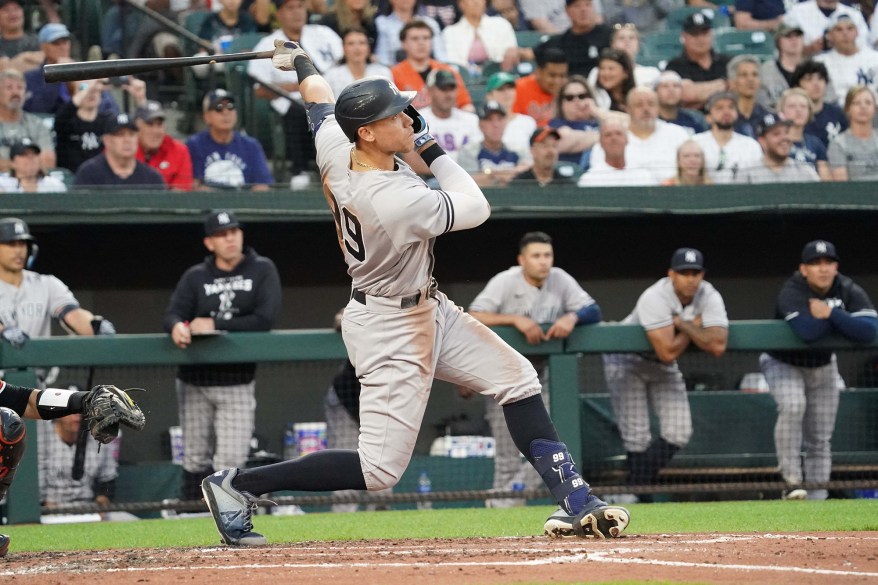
[2,0,878,191]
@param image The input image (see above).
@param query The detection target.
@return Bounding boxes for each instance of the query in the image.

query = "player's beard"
[715,121,734,131]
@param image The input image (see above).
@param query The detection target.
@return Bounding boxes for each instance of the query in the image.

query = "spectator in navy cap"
[186,89,274,191]
[737,112,820,183]
[665,11,732,111]
[0,138,66,192]
[73,113,166,189]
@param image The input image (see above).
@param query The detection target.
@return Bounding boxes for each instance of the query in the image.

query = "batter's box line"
[586,552,878,579]
[0,554,592,577]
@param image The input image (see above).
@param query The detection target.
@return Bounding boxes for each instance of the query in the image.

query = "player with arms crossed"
[201,39,631,545]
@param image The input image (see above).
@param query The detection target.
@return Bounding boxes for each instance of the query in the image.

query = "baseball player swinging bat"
[43,50,274,83]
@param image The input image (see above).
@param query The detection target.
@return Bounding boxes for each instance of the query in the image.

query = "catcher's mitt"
[83,385,146,444]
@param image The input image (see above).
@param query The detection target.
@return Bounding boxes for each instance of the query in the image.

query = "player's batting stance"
[0,381,146,556]
[202,39,631,545]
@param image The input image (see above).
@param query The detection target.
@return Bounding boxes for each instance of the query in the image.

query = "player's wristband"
[294,55,319,83]
[419,143,446,167]
[413,132,435,150]
[36,388,88,420]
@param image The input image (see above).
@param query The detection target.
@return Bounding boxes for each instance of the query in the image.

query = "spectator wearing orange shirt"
[135,100,193,191]
[512,45,567,126]
[391,20,473,112]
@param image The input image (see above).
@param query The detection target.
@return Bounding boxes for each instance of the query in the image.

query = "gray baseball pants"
[759,353,845,500]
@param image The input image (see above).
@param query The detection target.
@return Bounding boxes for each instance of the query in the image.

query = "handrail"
[3,321,875,369]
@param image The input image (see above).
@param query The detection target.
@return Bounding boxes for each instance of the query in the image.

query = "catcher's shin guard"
[0,407,27,500]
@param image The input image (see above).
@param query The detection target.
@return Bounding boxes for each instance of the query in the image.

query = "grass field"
[5,500,878,552]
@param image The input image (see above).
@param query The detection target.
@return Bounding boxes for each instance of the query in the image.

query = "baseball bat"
[43,50,275,83]
[72,368,95,481]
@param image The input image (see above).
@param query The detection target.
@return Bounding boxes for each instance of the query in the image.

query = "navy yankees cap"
[9,137,40,157]
[670,248,705,272]
[478,100,506,119]
[104,113,138,134]
[203,89,236,112]
[205,209,242,236]
[755,112,792,136]
[801,240,839,263]
[683,11,713,34]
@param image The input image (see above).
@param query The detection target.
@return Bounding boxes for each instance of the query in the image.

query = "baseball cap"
[827,12,854,30]
[9,137,40,157]
[705,90,737,111]
[485,71,516,93]
[203,88,236,112]
[670,248,705,272]
[682,11,713,34]
[478,100,506,119]
[530,127,561,145]
[38,23,71,44]
[103,113,138,134]
[755,112,792,136]
[135,100,166,122]
[204,210,242,236]
[801,240,839,263]
[426,69,457,89]
[775,23,804,37]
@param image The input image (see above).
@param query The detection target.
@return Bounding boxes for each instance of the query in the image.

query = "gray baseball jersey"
[309,102,542,491]
[605,277,728,453]
[469,266,596,323]
[0,270,79,337]
[622,277,728,333]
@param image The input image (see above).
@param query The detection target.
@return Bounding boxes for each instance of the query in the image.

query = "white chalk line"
[3,534,877,579]
[587,552,878,578]
[0,554,589,576]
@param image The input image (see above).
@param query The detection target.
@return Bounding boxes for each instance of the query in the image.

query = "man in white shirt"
[248,0,342,188]
[420,69,482,163]
[692,91,763,183]
[578,117,658,187]
[784,0,869,55]
[586,87,689,182]
[737,112,821,183]
[814,14,878,106]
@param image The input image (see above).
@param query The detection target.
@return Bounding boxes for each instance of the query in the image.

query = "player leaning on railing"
[199,38,631,547]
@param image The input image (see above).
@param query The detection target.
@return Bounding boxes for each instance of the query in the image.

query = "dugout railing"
[2,322,877,523]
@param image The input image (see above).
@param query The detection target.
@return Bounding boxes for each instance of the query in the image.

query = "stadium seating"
[638,30,682,68]
[515,30,550,49]
[715,29,775,58]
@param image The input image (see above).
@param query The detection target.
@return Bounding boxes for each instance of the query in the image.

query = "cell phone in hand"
[108,75,130,87]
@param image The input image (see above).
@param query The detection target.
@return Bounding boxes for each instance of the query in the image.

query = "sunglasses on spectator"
[211,101,236,111]
[563,93,590,101]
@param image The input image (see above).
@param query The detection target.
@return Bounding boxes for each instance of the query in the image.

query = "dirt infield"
[3,533,878,584]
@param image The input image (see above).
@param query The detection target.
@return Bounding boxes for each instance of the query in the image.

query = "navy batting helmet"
[0,218,34,244]
[335,77,416,143]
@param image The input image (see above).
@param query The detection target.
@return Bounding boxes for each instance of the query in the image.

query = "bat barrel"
[43,51,274,83]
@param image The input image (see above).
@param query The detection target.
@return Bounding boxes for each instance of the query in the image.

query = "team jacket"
[162,247,282,385]
[769,272,876,367]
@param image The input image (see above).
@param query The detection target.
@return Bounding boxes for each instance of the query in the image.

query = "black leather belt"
[351,289,422,308]
[351,279,437,309]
